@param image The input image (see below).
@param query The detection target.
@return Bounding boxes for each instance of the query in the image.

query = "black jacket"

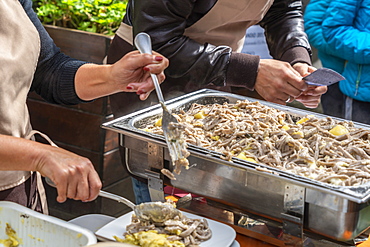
[123,0,311,92]
[107,0,312,183]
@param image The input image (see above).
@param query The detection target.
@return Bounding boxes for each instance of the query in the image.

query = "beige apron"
[116,0,273,52]
[0,0,48,213]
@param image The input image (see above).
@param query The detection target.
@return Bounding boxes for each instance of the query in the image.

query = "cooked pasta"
[145,100,370,187]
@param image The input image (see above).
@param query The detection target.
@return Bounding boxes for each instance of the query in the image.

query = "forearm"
[0,135,43,171]
[74,63,118,101]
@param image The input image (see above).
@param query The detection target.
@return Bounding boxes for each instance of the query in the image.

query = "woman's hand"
[0,135,102,203]
[35,144,102,203]
[74,50,169,101]
[109,51,169,100]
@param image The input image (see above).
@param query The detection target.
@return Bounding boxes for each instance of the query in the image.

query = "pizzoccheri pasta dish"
[114,210,212,247]
[143,99,370,187]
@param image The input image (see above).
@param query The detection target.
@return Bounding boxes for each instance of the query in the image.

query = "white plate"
[95,211,236,247]
[230,240,240,247]
[68,214,116,232]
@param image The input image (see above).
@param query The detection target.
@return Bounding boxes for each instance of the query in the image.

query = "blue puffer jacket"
[321,0,370,102]
[304,0,346,73]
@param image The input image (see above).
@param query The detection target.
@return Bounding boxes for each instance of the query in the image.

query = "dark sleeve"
[21,0,88,105]
[259,0,312,66]
[131,0,260,89]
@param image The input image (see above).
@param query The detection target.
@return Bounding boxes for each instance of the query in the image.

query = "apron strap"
[32,172,49,215]
[25,130,58,147]
[25,130,55,215]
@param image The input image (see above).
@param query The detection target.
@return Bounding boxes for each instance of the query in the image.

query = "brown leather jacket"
[123,0,311,92]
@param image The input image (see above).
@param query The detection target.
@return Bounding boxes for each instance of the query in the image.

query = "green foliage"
[33,0,127,35]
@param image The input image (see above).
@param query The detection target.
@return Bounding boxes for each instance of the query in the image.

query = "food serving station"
[102,89,370,247]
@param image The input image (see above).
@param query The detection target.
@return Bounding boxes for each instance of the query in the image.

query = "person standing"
[0,0,168,213]
[305,0,370,124]
[107,0,328,204]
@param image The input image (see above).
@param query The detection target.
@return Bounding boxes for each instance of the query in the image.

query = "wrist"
[75,64,113,100]
[226,53,260,90]
[280,46,312,66]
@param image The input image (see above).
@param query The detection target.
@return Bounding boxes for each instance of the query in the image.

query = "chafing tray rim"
[102,89,370,204]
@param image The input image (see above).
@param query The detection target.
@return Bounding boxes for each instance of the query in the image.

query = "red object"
[164,186,200,198]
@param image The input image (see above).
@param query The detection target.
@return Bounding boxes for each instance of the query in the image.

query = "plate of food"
[95,210,236,247]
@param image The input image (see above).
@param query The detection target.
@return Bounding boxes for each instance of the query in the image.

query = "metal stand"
[281,184,305,246]
[146,142,165,202]
[178,197,365,247]
[146,170,165,202]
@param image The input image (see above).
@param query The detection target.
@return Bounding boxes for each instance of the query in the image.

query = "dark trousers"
[321,83,370,125]
[0,173,44,213]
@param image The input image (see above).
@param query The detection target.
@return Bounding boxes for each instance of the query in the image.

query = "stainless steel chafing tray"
[102,89,370,242]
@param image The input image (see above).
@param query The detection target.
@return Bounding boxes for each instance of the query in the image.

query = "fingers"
[255,59,308,104]
[144,58,169,75]
[126,72,166,100]
[54,163,101,203]
[293,63,316,77]
[289,64,326,108]
[254,60,327,107]
[66,173,80,202]
[37,146,102,203]
[113,50,167,97]
[282,85,327,107]
[295,85,327,108]
[304,85,328,96]
[123,51,169,73]
[127,73,165,90]
[87,172,103,201]
[295,94,322,108]
[55,179,68,203]
[56,171,101,203]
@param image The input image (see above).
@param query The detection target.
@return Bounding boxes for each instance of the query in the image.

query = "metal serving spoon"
[99,191,182,223]
[45,177,181,223]
[134,32,189,169]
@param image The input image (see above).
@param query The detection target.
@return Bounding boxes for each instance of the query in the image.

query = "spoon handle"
[134,32,165,103]
[45,177,136,209]
[98,190,136,209]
